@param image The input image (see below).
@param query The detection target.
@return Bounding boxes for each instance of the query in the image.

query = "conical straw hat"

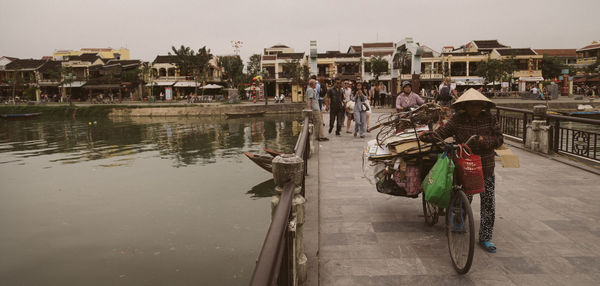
[452,88,495,108]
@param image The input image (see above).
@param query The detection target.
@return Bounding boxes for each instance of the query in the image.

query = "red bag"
[453,145,484,195]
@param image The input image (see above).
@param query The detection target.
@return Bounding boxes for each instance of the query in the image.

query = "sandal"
[479,241,497,253]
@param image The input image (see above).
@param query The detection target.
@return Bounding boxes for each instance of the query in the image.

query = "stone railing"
[249,111,312,286]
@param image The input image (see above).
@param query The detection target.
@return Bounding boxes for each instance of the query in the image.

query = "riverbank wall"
[0,103,305,118]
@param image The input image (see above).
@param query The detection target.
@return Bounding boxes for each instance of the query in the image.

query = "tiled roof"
[38,61,62,72]
[577,42,600,51]
[495,48,537,56]
[104,60,141,69]
[277,53,304,60]
[68,53,102,62]
[363,42,394,48]
[262,55,276,61]
[1,56,18,61]
[347,45,362,53]
[270,44,290,48]
[88,64,103,72]
[4,59,47,70]
[153,55,178,64]
[317,53,361,59]
[473,40,509,49]
[441,52,485,56]
[105,59,140,65]
[534,49,577,57]
[363,51,393,57]
[81,48,114,52]
[422,52,434,58]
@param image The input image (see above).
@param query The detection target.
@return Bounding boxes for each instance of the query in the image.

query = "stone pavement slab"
[312,111,600,286]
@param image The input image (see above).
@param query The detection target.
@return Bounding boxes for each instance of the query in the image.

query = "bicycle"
[421,134,478,275]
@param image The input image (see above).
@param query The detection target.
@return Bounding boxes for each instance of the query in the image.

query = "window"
[515,60,528,71]
[450,62,466,76]
[468,62,478,76]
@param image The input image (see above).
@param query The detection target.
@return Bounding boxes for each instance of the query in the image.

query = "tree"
[282,59,310,92]
[585,59,600,75]
[247,54,262,78]
[541,55,565,80]
[474,59,516,85]
[219,55,244,88]
[369,56,389,81]
[169,45,213,95]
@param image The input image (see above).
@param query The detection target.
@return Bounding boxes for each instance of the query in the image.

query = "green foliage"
[169,45,213,79]
[282,59,310,88]
[585,58,600,74]
[369,56,389,81]
[474,59,516,84]
[219,55,244,88]
[23,87,37,100]
[122,69,141,84]
[541,55,565,79]
[247,54,262,77]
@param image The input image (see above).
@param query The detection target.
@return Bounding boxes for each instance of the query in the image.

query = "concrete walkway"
[313,112,600,286]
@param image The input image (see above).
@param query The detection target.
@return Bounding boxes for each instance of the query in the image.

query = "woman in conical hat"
[420,88,503,253]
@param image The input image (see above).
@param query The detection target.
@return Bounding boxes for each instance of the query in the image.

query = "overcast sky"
[1,0,599,63]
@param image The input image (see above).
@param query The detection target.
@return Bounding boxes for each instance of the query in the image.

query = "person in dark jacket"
[327,78,345,135]
[420,88,503,253]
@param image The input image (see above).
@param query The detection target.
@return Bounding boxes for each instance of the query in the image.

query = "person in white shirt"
[343,81,354,133]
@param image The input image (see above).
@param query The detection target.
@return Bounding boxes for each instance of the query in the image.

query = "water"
[0,114,303,285]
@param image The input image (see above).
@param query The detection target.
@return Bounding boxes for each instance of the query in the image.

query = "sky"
[1,0,599,64]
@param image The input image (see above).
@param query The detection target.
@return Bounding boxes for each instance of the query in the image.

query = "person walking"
[438,77,454,106]
[396,81,424,111]
[378,82,387,107]
[373,83,380,108]
[327,78,345,136]
[343,81,353,133]
[353,82,368,138]
[419,88,503,253]
[307,79,328,141]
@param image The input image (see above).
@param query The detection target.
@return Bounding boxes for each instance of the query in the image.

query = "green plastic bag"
[422,153,455,208]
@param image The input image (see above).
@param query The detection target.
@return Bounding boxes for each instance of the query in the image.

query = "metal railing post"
[522,112,528,142]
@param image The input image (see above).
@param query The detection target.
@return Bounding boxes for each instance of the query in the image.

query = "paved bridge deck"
[304,112,600,286]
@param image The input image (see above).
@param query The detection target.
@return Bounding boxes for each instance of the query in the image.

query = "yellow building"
[260,45,308,102]
[53,48,130,60]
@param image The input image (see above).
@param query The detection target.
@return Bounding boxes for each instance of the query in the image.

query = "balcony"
[513,70,542,78]
[277,72,293,79]
[577,57,598,64]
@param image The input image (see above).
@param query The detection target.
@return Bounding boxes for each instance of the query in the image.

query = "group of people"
[576,84,598,97]
[307,77,375,141]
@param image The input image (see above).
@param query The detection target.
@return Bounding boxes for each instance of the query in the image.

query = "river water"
[0,114,303,285]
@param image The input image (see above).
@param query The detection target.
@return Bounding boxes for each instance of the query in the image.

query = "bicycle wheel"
[422,191,439,226]
[446,189,475,274]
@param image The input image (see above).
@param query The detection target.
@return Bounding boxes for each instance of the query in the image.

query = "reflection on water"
[247,179,277,199]
[0,115,300,167]
[0,114,301,286]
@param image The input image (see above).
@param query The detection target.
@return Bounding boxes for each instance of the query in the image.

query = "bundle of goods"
[368,102,441,147]
[363,127,438,197]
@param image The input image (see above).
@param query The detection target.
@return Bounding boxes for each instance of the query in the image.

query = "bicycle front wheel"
[446,190,475,274]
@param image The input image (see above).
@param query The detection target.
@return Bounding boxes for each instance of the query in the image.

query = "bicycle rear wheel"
[446,190,475,274]
[422,191,439,226]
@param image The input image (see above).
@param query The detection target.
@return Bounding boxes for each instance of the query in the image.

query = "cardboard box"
[495,145,520,168]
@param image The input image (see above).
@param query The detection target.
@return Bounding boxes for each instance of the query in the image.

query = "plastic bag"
[422,152,454,208]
